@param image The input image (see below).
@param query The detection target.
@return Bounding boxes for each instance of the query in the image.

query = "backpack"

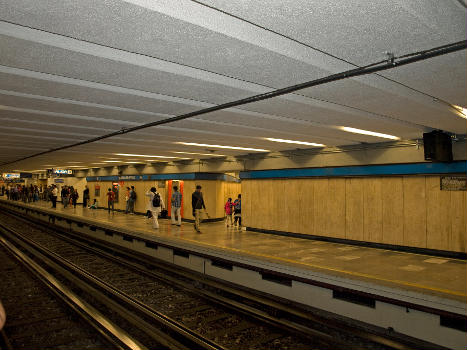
[130,191,137,200]
[152,193,161,207]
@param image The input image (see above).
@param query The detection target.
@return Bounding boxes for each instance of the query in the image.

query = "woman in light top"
[145,187,165,229]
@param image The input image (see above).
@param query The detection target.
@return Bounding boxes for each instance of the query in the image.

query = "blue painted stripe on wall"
[240,161,467,179]
[86,173,241,182]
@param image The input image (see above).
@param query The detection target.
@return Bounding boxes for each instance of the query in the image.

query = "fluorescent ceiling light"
[177,142,269,152]
[41,165,57,167]
[265,138,325,147]
[67,161,82,163]
[67,165,84,168]
[103,160,122,163]
[91,162,106,164]
[454,105,467,119]
[340,127,400,140]
[125,161,143,164]
[172,151,227,157]
[115,153,177,158]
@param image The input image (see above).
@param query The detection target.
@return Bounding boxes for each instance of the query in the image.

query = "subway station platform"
[1,198,466,349]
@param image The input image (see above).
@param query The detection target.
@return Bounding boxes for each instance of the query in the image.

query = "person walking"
[71,189,79,208]
[145,187,164,229]
[224,197,233,227]
[171,186,182,226]
[233,194,242,228]
[128,186,136,214]
[106,188,115,213]
[51,185,58,208]
[83,185,90,208]
[192,185,207,232]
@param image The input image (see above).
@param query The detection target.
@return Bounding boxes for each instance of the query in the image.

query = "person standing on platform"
[192,185,207,232]
[51,185,58,208]
[83,185,90,208]
[61,186,68,208]
[106,188,115,213]
[171,186,182,226]
[224,197,233,227]
[233,194,242,228]
[129,186,136,214]
[124,187,131,214]
[71,189,79,208]
[145,187,164,229]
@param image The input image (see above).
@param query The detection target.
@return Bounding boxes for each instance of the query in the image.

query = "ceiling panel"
[0,0,331,88]
[196,0,466,65]
[0,35,258,104]
[0,71,204,115]
[0,0,465,172]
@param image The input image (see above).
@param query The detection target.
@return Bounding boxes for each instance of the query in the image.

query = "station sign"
[54,169,73,174]
[2,173,20,179]
[54,179,65,183]
[440,176,467,191]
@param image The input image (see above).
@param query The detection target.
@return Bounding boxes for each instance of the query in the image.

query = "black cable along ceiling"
[1,39,466,167]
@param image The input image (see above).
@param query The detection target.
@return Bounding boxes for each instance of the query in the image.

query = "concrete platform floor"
[3,199,467,305]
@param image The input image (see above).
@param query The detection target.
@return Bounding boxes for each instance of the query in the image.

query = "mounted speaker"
[423,131,453,162]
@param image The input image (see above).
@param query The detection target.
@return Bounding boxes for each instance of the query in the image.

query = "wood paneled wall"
[242,176,467,252]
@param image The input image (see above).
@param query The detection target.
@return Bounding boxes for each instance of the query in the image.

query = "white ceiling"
[0,0,465,172]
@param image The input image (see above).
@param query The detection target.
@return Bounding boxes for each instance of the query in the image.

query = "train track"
[0,209,440,350]
[0,238,142,350]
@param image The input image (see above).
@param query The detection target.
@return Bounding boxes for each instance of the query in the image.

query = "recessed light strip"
[340,127,400,140]
[454,105,467,119]
[172,151,227,157]
[115,153,178,158]
[177,142,269,152]
[265,138,325,147]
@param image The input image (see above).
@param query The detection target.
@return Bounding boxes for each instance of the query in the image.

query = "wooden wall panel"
[286,179,301,233]
[241,181,250,227]
[345,178,364,241]
[381,177,404,245]
[192,175,466,252]
[450,190,467,252]
[313,178,328,236]
[363,178,383,242]
[327,178,346,238]
[426,176,451,250]
[272,179,286,231]
[300,179,314,235]
[403,176,427,248]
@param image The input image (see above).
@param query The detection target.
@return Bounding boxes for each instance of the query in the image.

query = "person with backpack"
[70,189,79,208]
[233,194,242,228]
[171,186,182,226]
[145,187,164,229]
[129,186,136,214]
[106,188,115,213]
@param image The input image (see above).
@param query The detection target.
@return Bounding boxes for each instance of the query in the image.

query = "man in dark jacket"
[191,185,206,232]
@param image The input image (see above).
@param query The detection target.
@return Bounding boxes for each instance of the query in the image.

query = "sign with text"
[2,173,20,179]
[54,169,73,175]
[440,176,467,191]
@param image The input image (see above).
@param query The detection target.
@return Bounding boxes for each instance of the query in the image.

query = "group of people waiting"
[3,182,242,233]
[4,184,43,202]
[224,194,242,227]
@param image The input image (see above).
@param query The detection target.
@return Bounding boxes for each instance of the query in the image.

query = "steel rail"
[1,39,465,167]
[1,208,443,350]
[0,228,145,350]
[0,221,226,350]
